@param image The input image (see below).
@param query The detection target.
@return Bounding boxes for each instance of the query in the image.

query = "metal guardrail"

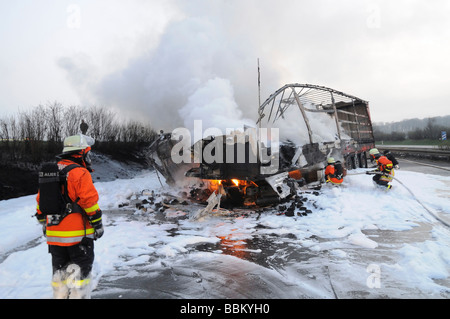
[376,145,450,159]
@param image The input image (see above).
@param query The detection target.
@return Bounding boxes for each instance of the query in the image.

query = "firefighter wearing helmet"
[368,148,395,190]
[35,134,104,298]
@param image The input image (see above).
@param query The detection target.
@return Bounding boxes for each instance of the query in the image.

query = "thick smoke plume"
[89,0,282,133]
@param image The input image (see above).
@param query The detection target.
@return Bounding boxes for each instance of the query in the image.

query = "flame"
[208,180,224,192]
[201,178,260,207]
[207,179,257,189]
[205,179,258,196]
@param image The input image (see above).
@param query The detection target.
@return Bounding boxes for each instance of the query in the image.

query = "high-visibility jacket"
[376,156,393,172]
[36,159,101,246]
[325,164,343,185]
[376,156,394,182]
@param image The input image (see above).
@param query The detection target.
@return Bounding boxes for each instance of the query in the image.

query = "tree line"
[0,102,157,164]
[373,118,449,142]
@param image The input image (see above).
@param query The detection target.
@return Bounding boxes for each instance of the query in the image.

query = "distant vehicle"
[149,83,375,207]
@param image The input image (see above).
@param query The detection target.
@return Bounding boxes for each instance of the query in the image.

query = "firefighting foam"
[1,166,450,298]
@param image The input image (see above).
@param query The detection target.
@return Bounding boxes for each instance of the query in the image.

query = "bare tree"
[46,101,64,143]
[8,115,20,160]
[63,105,83,137]
[0,117,10,141]
[33,105,46,142]
[1,102,156,164]
[0,117,11,163]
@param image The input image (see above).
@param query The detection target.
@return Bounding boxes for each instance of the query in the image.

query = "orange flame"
[208,180,223,192]
[206,179,257,192]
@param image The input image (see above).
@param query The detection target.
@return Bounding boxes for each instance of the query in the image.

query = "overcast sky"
[1,0,449,131]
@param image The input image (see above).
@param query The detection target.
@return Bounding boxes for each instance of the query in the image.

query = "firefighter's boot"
[52,270,69,299]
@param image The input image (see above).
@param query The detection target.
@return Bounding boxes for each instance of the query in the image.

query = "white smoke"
[58,0,357,150]
[178,77,255,135]
[53,0,450,129]
[58,0,362,145]
[275,106,347,145]
[60,0,283,133]
[260,94,353,148]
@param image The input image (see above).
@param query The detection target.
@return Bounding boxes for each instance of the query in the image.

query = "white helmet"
[63,134,95,153]
[327,157,336,164]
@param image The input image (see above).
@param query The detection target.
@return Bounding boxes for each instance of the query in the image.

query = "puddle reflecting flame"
[218,234,250,260]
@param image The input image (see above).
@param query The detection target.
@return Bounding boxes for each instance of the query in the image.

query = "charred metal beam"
[331,92,342,141]
[291,87,313,144]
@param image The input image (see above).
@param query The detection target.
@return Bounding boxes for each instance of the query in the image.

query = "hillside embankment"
[0,151,151,201]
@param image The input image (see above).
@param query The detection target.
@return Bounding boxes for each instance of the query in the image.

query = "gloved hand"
[395,165,400,169]
[35,212,47,237]
[35,212,46,225]
[94,225,104,239]
[88,209,104,240]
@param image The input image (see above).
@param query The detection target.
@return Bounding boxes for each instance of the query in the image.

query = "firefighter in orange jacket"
[368,148,394,190]
[36,134,104,299]
[325,157,344,185]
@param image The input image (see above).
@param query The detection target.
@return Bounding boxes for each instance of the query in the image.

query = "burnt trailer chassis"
[256,83,375,171]
[148,84,375,207]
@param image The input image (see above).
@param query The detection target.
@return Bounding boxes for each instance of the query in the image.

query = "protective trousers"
[372,172,393,189]
[49,238,94,299]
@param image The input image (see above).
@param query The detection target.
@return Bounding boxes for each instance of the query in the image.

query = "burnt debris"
[145,83,375,211]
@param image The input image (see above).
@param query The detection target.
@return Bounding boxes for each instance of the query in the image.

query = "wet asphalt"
[92,157,450,300]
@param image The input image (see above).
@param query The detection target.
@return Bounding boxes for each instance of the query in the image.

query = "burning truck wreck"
[147,84,375,211]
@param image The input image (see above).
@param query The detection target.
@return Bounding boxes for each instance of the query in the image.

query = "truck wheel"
[362,151,368,168]
[355,153,361,168]
[345,154,356,170]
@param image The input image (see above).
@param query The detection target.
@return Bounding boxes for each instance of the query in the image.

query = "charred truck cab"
[149,84,375,208]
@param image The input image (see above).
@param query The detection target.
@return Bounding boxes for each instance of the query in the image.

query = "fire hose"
[346,170,450,228]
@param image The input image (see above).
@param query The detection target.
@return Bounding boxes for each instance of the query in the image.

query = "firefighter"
[325,157,344,185]
[36,134,104,299]
[368,148,394,190]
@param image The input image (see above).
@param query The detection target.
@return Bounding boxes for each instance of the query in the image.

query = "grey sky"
[1,0,449,131]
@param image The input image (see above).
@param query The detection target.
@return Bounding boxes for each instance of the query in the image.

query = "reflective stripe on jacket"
[325,164,343,185]
[373,155,395,183]
[36,159,100,246]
